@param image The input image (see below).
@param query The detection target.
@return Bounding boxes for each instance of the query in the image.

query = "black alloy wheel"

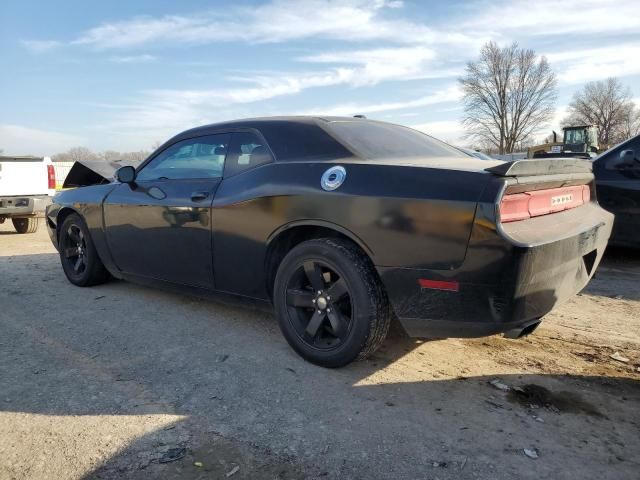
[58,213,110,286]
[61,223,88,276]
[274,238,391,368]
[285,259,353,350]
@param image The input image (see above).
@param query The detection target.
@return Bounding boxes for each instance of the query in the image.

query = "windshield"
[565,128,586,145]
[325,121,462,159]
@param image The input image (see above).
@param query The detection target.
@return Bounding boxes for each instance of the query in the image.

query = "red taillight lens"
[499,184,591,223]
[47,164,56,190]
[499,193,531,222]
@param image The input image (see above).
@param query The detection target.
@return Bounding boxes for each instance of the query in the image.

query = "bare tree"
[99,149,150,162]
[563,78,637,146]
[52,146,152,163]
[459,42,557,154]
[121,150,150,162]
[619,106,640,140]
[52,146,98,163]
[99,150,122,161]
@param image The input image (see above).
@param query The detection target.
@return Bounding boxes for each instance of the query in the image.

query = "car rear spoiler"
[485,158,593,177]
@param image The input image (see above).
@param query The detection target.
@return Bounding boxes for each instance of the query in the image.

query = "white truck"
[0,155,56,233]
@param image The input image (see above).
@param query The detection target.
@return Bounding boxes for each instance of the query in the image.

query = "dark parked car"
[593,134,640,247]
[46,117,613,367]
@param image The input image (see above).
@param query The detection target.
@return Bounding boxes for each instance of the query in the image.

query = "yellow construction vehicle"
[527,125,600,159]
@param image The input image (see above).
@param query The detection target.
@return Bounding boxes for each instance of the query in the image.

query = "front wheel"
[12,217,39,234]
[58,213,110,286]
[273,238,391,368]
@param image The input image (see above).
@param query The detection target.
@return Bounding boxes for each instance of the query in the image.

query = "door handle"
[191,191,210,201]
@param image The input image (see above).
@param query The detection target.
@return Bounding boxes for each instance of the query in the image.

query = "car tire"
[12,217,39,234]
[58,213,110,287]
[273,238,391,368]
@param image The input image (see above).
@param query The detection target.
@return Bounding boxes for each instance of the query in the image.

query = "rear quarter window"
[258,122,353,161]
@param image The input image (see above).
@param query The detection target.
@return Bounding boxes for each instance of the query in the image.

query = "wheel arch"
[56,207,82,241]
[264,220,375,299]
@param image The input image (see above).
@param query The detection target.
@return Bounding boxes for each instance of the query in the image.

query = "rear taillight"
[47,164,56,190]
[499,184,590,223]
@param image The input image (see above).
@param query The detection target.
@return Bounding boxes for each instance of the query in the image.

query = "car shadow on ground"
[1,252,639,479]
[585,245,640,301]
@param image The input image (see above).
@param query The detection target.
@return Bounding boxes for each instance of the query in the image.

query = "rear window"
[325,121,462,159]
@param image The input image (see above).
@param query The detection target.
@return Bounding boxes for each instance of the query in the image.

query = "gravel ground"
[0,221,638,480]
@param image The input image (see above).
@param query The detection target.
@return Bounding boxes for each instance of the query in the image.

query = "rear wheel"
[12,217,39,234]
[58,214,110,286]
[273,238,391,368]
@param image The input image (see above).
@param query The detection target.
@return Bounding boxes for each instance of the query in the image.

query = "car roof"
[175,115,367,138]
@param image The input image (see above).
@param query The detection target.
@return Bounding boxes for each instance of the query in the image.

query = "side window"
[604,137,640,171]
[224,131,274,177]
[137,134,230,181]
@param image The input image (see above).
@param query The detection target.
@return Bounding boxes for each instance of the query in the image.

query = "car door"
[594,135,640,245]
[103,133,230,288]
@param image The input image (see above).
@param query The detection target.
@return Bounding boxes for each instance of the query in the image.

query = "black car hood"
[62,159,143,188]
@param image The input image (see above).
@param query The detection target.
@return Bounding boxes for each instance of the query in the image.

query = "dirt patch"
[1,222,640,480]
[91,431,306,479]
[507,384,603,417]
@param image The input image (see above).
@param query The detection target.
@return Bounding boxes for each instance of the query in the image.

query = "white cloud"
[301,85,461,116]
[102,50,460,136]
[12,0,640,152]
[102,68,460,142]
[149,69,355,106]
[109,54,158,64]
[97,69,355,141]
[545,44,640,84]
[297,46,451,86]
[20,39,62,53]
[467,0,640,37]
[299,46,436,65]
[62,0,479,50]
[547,105,570,132]
[0,125,85,156]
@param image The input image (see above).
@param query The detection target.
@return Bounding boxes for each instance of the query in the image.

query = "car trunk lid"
[63,158,144,188]
[487,158,595,224]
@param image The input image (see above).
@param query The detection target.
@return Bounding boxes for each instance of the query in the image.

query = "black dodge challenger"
[46,117,613,367]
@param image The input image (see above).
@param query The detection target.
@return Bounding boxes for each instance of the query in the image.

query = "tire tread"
[12,217,39,234]
[59,214,110,287]
[274,237,391,367]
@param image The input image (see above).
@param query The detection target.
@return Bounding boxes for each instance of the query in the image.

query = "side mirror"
[116,165,136,184]
[606,149,636,169]
[619,149,635,165]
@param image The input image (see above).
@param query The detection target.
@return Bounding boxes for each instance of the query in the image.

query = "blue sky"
[1,0,639,155]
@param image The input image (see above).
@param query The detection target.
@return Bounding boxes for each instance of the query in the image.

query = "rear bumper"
[0,195,51,217]
[378,203,614,338]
